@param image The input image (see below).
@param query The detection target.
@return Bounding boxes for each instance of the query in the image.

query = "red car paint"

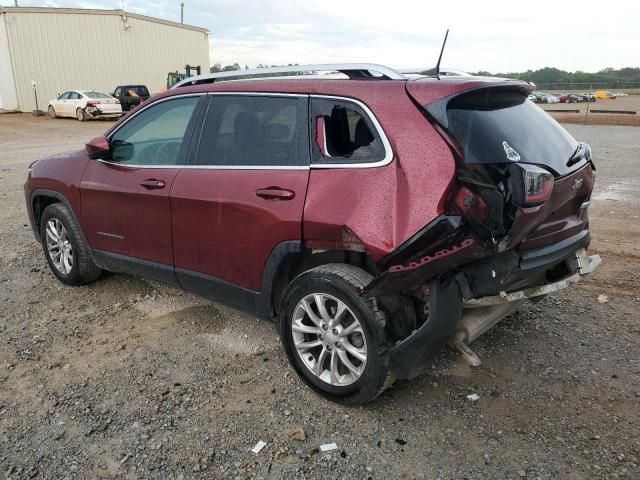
[170,169,309,291]
[25,74,593,312]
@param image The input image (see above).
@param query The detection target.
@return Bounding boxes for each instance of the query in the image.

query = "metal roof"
[0,7,208,33]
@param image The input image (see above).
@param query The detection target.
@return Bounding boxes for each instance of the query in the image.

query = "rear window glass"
[311,98,385,164]
[83,91,111,99]
[446,90,578,176]
[125,86,150,97]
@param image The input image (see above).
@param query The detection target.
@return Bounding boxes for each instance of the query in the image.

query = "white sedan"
[48,90,123,121]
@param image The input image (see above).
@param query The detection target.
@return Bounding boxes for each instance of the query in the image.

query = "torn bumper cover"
[371,228,600,379]
[465,248,600,306]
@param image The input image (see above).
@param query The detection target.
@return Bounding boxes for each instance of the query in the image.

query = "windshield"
[83,91,112,99]
[446,89,579,177]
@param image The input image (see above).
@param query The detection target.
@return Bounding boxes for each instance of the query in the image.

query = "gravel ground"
[0,115,639,480]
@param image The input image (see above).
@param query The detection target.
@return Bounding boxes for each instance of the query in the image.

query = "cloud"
[19,0,640,72]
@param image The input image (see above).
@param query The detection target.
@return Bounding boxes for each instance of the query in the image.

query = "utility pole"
[180,2,184,23]
[14,0,19,7]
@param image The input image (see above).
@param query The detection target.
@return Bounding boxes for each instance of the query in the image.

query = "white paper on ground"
[320,442,338,452]
[251,440,267,454]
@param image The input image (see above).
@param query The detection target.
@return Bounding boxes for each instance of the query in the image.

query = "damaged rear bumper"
[381,233,601,379]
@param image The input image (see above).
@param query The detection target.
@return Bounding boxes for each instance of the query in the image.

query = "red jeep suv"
[24,64,600,404]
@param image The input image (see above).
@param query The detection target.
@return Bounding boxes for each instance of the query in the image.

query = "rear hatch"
[364,79,595,296]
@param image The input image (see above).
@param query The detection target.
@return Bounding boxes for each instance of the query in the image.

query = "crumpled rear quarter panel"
[303,83,455,261]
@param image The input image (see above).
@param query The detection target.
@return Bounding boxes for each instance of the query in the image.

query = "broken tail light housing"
[518,164,554,206]
[448,185,489,222]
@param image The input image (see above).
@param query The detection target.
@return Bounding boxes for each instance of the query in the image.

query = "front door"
[80,95,203,271]
[171,94,310,293]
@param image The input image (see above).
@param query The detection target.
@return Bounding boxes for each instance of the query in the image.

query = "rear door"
[170,93,310,292]
[80,94,203,275]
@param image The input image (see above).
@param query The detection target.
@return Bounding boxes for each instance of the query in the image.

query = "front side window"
[195,95,308,167]
[59,92,71,100]
[109,96,200,166]
[114,87,122,97]
[311,98,385,164]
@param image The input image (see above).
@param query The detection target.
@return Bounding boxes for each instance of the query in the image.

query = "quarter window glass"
[311,98,385,164]
[195,95,308,167]
[110,96,199,166]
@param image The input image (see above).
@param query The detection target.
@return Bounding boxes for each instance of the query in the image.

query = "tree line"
[210,64,640,85]
[473,67,640,85]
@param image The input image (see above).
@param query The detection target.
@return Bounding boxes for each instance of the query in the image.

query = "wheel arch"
[257,242,378,319]
[30,190,87,246]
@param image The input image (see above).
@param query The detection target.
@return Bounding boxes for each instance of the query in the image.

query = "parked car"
[558,93,580,103]
[576,92,596,102]
[112,85,151,111]
[48,90,122,121]
[25,64,600,404]
[594,90,616,99]
[613,92,628,97]
[545,93,560,103]
[529,92,548,103]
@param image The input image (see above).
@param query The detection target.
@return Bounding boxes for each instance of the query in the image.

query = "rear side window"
[311,98,385,164]
[446,89,578,176]
[195,95,308,167]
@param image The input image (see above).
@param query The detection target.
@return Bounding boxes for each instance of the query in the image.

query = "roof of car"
[160,75,532,105]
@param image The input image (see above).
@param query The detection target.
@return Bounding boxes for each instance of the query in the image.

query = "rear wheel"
[278,264,391,404]
[47,105,56,119]
[76,108,86,122]
[40,203,101,285]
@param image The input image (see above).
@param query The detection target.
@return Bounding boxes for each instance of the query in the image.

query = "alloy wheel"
[45,219,73,274]
[291,293,367,386]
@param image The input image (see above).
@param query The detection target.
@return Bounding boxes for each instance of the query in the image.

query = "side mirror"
[85,136,110,159]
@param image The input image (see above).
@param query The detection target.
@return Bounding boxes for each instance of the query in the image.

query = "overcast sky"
[22,0,640,72]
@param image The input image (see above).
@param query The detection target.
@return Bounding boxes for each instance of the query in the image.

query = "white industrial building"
[0,7,209,112]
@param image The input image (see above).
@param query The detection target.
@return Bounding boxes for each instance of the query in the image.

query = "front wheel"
[278,264,391,404]
[48,105,56,119]
[76,108,86,121]
[40,203,101,285]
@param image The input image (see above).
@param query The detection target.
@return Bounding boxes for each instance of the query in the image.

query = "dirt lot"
[1,114,639,480]
[541,95,640,126]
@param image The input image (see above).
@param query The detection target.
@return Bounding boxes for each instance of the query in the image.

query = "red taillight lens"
[521,165,554,206]
[449,185,489,222]
[86,100,101,106]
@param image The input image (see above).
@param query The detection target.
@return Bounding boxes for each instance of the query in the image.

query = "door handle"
[139,179,166,190]
[255,187,295,200]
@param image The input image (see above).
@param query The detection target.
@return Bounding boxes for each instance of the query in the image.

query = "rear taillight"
[520,164,554,206]
[448,185,489,222]
[86,100,101,106]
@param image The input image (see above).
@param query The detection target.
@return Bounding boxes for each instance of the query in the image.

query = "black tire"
[40,203,101,286]
[278,264,391,405]
[76,108,86,122]
[47,105,56,119]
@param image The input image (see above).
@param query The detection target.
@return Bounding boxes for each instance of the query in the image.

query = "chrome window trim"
[101,92,393,170]
[309,95,394,169]
[96,159,309,171]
